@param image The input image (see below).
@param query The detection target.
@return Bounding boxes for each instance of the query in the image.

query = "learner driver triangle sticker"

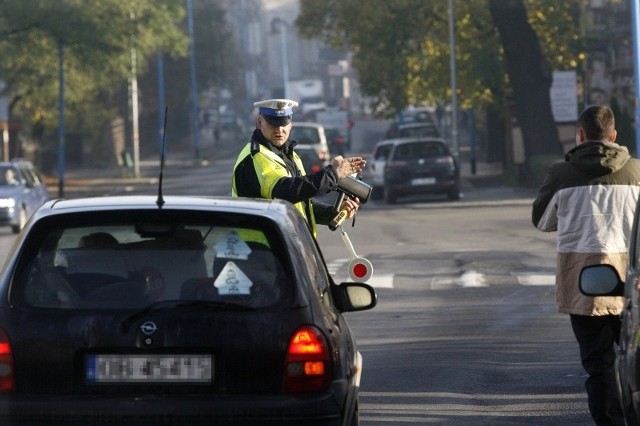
[213,231,252,260]
[214,261,253,295]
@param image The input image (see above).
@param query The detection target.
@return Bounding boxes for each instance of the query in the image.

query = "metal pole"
[448,0,459,159]
[280,20,289,98]
[187,0,201,160]
[631,0,640,156]
[157,53,165,154]
[127,9,141,178]
[57,33,65,198]
[131,41,140,178]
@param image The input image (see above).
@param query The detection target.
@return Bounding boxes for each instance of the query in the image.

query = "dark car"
[579,202,640,425]
[0,159,48,233]
[384,122,441,139]
[296,144,328,174]
[395,123,440,139]
[0,195,376,424]
[324,126,349,156]
[373,138,460,204]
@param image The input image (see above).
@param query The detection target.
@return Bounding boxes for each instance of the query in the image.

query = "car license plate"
[86,354,213,383]
[411,177,436,186]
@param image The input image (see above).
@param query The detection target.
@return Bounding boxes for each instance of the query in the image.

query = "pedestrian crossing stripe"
[327,259,555,289]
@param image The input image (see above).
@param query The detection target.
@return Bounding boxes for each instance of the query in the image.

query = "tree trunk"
[489,0,563,183]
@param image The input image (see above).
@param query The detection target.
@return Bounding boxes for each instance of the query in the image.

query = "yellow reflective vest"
[232,142,319,236]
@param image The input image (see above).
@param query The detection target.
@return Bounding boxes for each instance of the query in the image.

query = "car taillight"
[283,326,331,393]
[311,165,322,173]
[436,156,455,167]
[0,329,15,393]
[385,160,408,169]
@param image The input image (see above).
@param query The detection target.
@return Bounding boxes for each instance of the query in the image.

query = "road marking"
[330,260,555,289]
[363,273,394,288]
[516,273,555,286]
[431,270,488,288]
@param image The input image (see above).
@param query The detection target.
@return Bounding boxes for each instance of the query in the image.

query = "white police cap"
[254,99,299,126]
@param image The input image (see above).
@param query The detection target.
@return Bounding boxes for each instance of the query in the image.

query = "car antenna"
[156,106,168,208]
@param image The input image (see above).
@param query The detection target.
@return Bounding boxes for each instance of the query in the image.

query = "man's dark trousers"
[570,314,624,425]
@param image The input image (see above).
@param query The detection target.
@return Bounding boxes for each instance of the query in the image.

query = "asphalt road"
[33,122,594,424]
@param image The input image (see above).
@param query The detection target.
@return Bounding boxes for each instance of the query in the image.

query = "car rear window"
[13,215,292,311]
[290,127,321,145]
[374,145,393,160]
[394,142,447,160]
[397,125,440,138]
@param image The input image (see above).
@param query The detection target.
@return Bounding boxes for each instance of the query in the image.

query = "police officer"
[232,99,366,236]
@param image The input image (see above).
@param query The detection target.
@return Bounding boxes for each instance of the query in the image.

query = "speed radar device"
[329,175,372,231]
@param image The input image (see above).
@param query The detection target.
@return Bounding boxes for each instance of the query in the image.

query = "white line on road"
[515,273,555,286]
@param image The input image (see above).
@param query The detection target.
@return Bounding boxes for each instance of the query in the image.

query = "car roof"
[396,122,438,129]
[294,144,317,151]
[36,196,295,221]
[292,122,323,129]
[0,159,35,166]
[375,136,447,147]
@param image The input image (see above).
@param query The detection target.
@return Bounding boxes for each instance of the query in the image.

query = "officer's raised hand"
[332,156,366,179]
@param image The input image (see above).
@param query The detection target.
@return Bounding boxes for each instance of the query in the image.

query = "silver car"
[290,122,331,163]
[0,160,48,233]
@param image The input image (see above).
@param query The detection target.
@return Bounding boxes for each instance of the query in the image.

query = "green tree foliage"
[297,0,584,174]
[298,0,581,113]
[0,0,241,168]
[137,0,241,157]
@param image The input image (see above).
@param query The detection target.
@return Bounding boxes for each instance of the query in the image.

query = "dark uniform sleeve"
[311,199,337,225]
[271,166,339,204]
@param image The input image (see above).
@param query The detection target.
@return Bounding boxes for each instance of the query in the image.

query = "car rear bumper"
[0,386,351,425]
[387,178,458,195]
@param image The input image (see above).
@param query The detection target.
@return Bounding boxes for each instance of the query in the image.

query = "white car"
[368,140,395,199]
[0,160,49,233]
[289,122,331,162]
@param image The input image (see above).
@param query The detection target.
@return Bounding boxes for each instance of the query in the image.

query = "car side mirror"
[579,264,624,296]
[332,282,377,312]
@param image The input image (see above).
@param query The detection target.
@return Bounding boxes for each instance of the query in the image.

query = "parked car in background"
[384,122,441,139]
[394,123,441,139]
[0,194,376,424]
[368,140,395,199]
[0,159,48,233]
[290,122,330,163]
[296,144,328,174]
[371,137,460,204]
[384,107,438,139]
[580,201,640,424]
[324,126,348,156]
[397,107,436,125]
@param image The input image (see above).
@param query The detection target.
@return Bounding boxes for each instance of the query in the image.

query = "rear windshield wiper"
[121,299,255,333]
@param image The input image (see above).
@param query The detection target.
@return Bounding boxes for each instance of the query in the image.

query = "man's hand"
[332,156,366,179]
[340,197,361,219]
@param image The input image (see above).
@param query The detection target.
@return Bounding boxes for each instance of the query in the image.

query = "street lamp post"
[187,0,201,160]
[448,0,459,161]
[130,33,140,178]
[57,22,65,197]
[279,19,289,98]
[271,18,290,98]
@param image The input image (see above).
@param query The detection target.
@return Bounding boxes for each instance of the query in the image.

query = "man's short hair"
[577,105,615,141]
